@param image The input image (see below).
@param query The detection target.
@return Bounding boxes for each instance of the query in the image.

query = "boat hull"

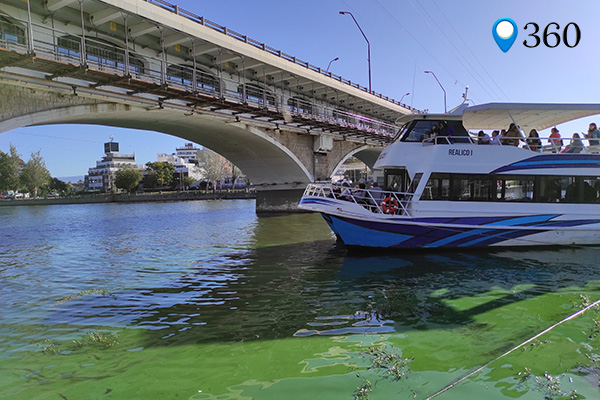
[300,197,600,249]
[320,212,600,249]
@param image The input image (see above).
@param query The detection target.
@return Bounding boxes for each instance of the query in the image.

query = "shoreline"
[0,190,256,207]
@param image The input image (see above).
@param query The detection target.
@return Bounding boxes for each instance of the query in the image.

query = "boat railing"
[303,183,412,216]
[422,133,600,154]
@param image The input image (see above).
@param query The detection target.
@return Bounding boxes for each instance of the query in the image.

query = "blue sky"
[2,0,600,179]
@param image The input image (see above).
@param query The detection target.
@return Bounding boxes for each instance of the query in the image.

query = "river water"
[0,200,599,400]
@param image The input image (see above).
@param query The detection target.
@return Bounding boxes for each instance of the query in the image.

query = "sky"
[2,0,600,179]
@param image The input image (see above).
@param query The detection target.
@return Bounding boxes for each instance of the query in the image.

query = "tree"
[197,150,230,186]
[0,144,23,191]
[145,162,175,188]
[21,150,51,197]
[183,176,196,188]
[0,150,8,191]
[115,167,143,193]
[49,177,72,195]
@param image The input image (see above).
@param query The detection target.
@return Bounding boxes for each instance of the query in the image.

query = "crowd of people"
[334,180,393,212]
[475,122,600,153]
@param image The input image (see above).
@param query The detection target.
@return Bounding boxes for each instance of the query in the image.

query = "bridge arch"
[0,102,314,192]
[330,145,385,179]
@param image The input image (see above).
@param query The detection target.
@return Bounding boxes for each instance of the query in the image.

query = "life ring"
[381,197,398,214]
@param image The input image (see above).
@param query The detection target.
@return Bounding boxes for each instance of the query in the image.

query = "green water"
[0,200,598,399]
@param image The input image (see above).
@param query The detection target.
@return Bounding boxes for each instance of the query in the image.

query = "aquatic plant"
[39,338,60,355]
[39,331,118,354]
[353,379,372,400]
[364,345,412,381]
[518,368,579,400]
[514,295,600,400]
[54,288,112,303]
[87,331,119,348]
[354,345,413,399]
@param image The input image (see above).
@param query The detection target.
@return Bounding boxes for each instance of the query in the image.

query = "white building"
[85,139,143,192]
[156,143,205,186]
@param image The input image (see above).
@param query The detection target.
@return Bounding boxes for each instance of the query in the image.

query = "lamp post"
[339,11,371,92]
[400,92,410,104]
[424,70,447,113]
[326,57,339,72]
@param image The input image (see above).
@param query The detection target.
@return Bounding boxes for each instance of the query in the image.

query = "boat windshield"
[396,119,470,143]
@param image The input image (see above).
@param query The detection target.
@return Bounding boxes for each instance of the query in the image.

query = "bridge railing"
[0,17,398,138]
[141,0,418,113]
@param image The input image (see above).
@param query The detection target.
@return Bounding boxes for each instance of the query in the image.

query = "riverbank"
[0,190,255,207]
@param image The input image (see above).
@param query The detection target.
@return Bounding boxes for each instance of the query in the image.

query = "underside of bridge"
[0,79,384,211]
[0,0,412,212]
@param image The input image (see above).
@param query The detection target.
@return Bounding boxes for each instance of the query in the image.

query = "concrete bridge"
[0,0,415,211]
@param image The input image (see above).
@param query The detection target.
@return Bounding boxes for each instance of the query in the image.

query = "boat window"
[498,177,535,201]
[399,120,470,143]
[421,173,600,203]
[407,173,423,194]
[384,168,409,192]
[392,122,410,142]
[422,174,450,200]
[403,120,439,142]
[563,177,598,203]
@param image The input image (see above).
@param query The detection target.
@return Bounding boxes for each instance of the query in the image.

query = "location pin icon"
[493,18,518,52]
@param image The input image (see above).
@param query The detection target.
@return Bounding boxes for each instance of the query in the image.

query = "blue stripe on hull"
[492,154,600,173]
[321,213,600,249]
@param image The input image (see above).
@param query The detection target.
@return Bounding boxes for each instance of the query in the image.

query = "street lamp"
[339,11,371,92]
[424,70,447,113]
[400,92,410,104]
[326,57,339,72]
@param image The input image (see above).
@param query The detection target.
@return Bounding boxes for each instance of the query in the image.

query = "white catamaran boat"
[299,103,600,249]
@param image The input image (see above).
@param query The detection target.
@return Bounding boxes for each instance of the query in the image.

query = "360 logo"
[493,18,581,52]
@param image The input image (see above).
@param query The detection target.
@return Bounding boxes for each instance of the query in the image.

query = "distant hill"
[56,176,84,183]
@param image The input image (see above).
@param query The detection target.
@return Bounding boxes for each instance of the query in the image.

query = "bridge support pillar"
[255,186,307,213]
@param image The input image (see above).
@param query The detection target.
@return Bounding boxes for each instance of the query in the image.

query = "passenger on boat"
[499,129,507,145]
[490,130,501,145]
[369,181,384,204]
[428,124,438,140]
[565,178,596,203]
[527,129,542,151]
[352,182,367,204]
[477,130,490,144]
[503,123,521,147]
[587,123,600,146]
[338,182,352,200]
[562,133,584,154]
[549,127,563,152]
[437,121,455,144]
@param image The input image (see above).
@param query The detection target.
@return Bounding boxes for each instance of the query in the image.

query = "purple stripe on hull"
[323,213,600,249]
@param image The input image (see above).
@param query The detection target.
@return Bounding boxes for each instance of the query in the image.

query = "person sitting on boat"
[437,120,455,144]
[369,181,384,206]
[565,178,596,203]
[586,123,600,146]
[549,127,563,152]
[338,181,352,201]
[431,124,438,137]
[490,130,501,145]
[352,182,368,204]
[503,123,521,147]
[561,133,584,153]
[527,129,542,151]
[477,130,490,144]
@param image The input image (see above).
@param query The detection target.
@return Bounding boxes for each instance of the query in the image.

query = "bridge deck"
[0,0,421,146]
[1,46,390,145]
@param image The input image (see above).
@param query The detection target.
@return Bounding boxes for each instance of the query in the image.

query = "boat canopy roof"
[462,103,600,131]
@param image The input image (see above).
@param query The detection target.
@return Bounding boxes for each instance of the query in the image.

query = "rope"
[424,298,600,400]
